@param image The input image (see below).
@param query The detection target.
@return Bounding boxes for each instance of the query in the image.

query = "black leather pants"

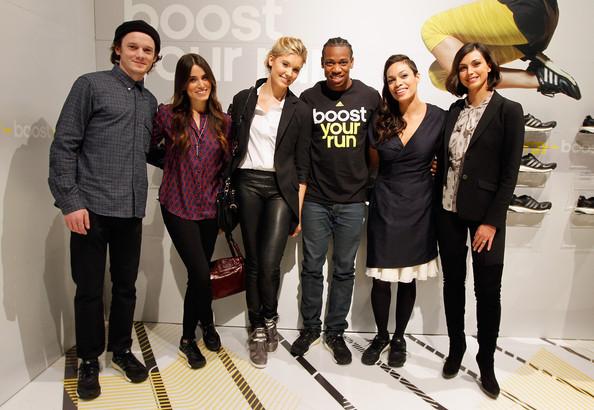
[235,169,293,328]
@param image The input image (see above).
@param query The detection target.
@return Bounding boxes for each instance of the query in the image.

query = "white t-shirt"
[238,85,285,171]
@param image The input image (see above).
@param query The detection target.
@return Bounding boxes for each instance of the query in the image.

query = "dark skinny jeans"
[161,206,218,340]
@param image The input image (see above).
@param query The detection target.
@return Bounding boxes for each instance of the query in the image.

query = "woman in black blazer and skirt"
[228,37,311,368]
[436,42,524,399]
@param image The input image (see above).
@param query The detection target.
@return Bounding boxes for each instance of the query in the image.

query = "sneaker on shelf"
[248,327,268,368]
[201,323,221,352]
[290,328,321,356]
[323,333,352,365]
[361,335,389,365]
[264,317,279,352]
[519,153,557,173]
[77,358,101,400]
[527,54,581,100]
[179,339,206,369]
[575,196,594,214]
[579,115,594,134]
[111,350,148,383]
[509,194,552,214]
[524,113,557,131]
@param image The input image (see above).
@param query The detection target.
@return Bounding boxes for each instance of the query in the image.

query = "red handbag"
[210,233,245,299]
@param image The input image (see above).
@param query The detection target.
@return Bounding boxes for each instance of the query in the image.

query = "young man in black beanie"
[49,20,161,400]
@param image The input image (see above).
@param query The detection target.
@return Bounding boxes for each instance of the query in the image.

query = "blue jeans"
[300,200,366,334]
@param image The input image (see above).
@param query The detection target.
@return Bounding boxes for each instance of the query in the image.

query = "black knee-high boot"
[474,263,503,399]
[441,256,468,378]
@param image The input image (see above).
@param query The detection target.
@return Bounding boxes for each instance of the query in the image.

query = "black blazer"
[228,78,312,228]
[436,91,524,229]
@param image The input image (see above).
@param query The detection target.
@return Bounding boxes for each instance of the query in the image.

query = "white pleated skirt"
[365,257,440,283]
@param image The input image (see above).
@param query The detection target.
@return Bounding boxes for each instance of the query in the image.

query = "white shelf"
[575,132,594,149]
[516,171,551,187]
[506,211,547,227]
[571,212,594,227]
[524,129,551,146]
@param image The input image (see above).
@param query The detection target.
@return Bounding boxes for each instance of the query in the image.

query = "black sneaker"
[111,350,148,383]
[519,153,557,173]
[361,335,389,365]
[509,194,552,214]
[201,323,221,352]
[323,333,352,365]
[179,339,206,369]
[580,115,594,134]
[524,114,557,131]
[290,328,320,356]
[575,196,594,214]
[77,359,100,400]
[387,337,407,368]
[527,54,581,100]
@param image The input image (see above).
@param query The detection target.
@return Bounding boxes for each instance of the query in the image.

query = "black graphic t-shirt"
[300,80,380,204]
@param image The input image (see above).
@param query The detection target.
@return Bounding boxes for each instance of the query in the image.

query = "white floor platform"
[2,324,593,409]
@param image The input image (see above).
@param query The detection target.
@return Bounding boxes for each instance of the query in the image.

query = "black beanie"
[113,20,161,54]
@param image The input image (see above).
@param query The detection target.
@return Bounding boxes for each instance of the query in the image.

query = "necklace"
[191,115,208,158]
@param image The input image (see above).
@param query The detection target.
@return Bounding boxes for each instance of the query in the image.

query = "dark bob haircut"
[445,42,501,97]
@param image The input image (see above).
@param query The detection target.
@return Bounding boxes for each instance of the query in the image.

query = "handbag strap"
[229,86,255,159]
[225,233,243,258]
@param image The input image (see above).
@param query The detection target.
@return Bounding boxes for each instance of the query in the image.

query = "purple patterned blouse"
[151,104,231,220]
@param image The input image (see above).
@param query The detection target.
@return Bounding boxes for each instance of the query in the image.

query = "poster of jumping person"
[421,0,581,100]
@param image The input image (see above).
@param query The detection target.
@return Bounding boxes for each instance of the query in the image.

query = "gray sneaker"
[248,328,267,368]
[264,318,279,352]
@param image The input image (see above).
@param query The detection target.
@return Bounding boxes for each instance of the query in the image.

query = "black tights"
[236,170,293,328]
[371,278,416,340]
[161,206,218,340]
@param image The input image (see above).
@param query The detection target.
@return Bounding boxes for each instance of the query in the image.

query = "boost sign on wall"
[96,0,298,104]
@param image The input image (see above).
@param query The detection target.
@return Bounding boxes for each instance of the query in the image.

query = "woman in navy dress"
[362,54,445,367]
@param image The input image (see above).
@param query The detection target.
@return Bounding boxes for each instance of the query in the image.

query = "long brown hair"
[375,54,418,144]
[171,53,228,152]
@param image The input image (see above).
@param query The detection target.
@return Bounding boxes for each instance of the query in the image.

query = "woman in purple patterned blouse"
[151,53,231,369]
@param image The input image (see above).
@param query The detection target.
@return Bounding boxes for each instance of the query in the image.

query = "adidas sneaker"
[524,114,556,131]
[579,115,594,134]
[575,196,594,214]
[509,194,552,214]
[519,153,557,173]
[527,54,581,100]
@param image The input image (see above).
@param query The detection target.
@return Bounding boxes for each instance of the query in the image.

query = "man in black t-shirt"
[290,38,380,365]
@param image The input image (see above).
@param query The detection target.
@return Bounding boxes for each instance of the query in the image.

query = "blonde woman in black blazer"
[228,37,311,369]
[436,42,524,399]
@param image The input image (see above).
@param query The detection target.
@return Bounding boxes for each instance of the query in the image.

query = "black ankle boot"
[442,337,466,379]
[476,354,500,399]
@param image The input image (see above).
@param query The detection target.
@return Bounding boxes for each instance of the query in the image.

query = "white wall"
[0,0,95,405]
[93,0,594,339]
[1,3,592,404]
